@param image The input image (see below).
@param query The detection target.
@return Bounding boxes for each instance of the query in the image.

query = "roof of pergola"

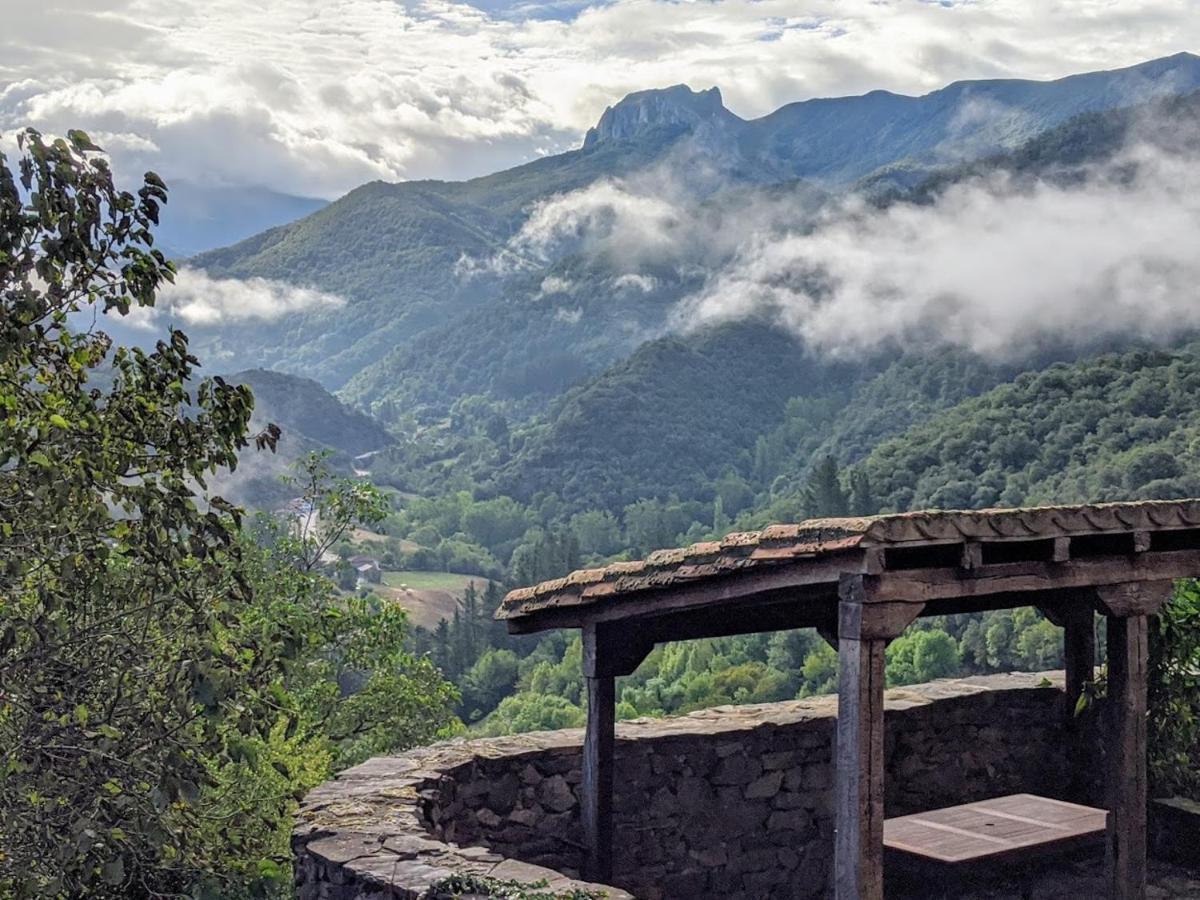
[498,499,1200,634]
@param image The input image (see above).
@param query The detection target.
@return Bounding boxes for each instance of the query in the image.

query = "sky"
[1,0,1198,199]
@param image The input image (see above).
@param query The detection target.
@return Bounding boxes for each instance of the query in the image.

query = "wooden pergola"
[497,500,1200,900]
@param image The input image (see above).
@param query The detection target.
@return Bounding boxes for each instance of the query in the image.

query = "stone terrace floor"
[891,859,1200,899]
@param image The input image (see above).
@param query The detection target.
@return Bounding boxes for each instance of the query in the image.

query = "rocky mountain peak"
[582,85,739,150]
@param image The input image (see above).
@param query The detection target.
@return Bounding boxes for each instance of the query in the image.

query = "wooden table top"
[884,794,1108,865]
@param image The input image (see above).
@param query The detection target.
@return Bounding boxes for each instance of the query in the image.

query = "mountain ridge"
[184,53,1200,413]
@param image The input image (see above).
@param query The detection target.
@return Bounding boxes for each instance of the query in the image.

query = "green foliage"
[1150,582,1200,799]
[0,129,278,896]
[804,455,849,518]
[858,346,1200,511]
[475,694,586,736]
[493,324,857,514]
[885,630,961,686]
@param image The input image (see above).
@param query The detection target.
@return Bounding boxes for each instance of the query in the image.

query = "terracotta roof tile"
[497,499,1200,621]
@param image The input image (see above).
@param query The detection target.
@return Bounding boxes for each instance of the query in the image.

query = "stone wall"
[295,672,1071,900]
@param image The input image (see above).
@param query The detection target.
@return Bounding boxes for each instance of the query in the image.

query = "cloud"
[613,273,658,293]
[509,178,685,267]
[538,275,575,295]
[130,267,346,328]
[672,141,1200,357]
[479,141,821,277]
[3,0,1200,196]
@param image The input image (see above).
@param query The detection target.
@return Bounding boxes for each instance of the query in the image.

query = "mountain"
[737,52,1200,184]
[209,369,393,508]
[155,181,326,259]
[183,54,1200,405]
[443,86,1200,516]
[489,322,859,511]
[584,55,1200,181]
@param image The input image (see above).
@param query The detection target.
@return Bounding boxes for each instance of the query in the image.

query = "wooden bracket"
[1035,589,1097,627]
[817,621,839,651]
[582,622,656,678]
[1093,581,1174,618]
[838,575,924,642]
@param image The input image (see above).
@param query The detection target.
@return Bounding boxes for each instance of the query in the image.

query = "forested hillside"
[860,346,1200,511]
[207,369,394,508]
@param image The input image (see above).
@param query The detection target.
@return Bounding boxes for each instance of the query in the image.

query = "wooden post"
[835,629,888,900]
[582,669,615,883]
[1093,582,1171,900]
[835,576,922,900]
[580,623,653,885]
[1105,612,1149,900]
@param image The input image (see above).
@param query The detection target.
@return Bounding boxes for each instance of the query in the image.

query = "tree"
[799,643,839,696]
[804,455,849,518]
[475,693,585,736]
[0,129,283,895]
[622,497,687,555]
[886,630,961,686]
[848,468,878,517]
[570,509,621,558]
[461,649,520,721]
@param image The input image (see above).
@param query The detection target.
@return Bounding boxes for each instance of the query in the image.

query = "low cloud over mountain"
[132,268,346,329]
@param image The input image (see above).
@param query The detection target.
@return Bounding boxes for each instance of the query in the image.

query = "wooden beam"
[1037,594,1097,734]
[1093,581,1174,618]
[834,578,922,900]
[507,548,1200,635]
[858,550,1200,606]
[583,622,654,678]
[1105,611,1150,900]
[504,551,874,633]
[581,625,616,884]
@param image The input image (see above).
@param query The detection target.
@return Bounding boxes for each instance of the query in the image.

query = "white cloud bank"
[673,144,1200,357]
[2,0,1199,196]
[131,267,345,328]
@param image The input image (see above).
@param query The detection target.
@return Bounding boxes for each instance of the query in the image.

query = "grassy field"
[351,527,420,552]
[381,570,482,592]
[379,570,490,629]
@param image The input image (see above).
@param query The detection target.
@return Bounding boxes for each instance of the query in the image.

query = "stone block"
[744,770,784,799]
[712,753,762,785]
[536,774,576,812]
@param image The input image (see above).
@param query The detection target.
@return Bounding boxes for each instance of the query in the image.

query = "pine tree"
[713,495,729,533]
[450,607,470,681]
[462,581,481,660]
[431,619,451,675]
[848,468,878,517]
[804,455,849,518]
[483,580,507,646]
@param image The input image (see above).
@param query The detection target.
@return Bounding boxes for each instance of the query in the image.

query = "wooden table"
[884,794,1108,898]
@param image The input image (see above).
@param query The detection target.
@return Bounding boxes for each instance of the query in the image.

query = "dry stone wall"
[295,673,1072,900]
